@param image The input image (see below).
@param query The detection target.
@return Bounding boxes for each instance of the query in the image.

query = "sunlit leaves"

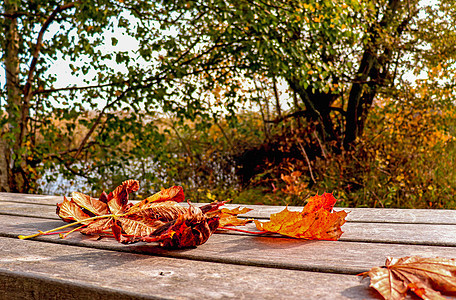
[52,180,222,248]
[56,196,91,224]
[360,256,456,300]
[71,191,108,216]
[255,193,347,240]
[107,179,139,214]
[218,207,253,227]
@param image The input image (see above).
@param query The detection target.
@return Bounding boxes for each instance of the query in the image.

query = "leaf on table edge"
[359,256,456,300]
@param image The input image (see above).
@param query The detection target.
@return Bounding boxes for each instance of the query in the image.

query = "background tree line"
[1,0,455,208]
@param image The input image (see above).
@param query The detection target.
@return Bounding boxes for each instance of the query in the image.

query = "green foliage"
[1,0,456,210]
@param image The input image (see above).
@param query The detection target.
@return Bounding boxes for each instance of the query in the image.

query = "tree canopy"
[1,0,455,200]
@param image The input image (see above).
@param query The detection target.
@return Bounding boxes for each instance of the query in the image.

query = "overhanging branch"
[23,2,77,100]
[265,107,345,124]
[33,81,128,95]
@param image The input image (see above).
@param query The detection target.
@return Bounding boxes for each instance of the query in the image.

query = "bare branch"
[33,81,128,95]
[298,142,316,184]
[0,11,29,19]
[265,107,346,124]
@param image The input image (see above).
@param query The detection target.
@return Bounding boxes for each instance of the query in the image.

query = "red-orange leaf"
[80,218,114,235]
[360,256,456,300]
[117,216,166,237]
[107,179,139,214]
[254,193,347,240]
[302,193,338,214]
[138,186,184,204]
[149,205,220,248]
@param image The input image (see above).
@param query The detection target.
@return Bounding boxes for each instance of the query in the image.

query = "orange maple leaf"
[218,207,253,227]
[360,256,456,300]
[254,193,347,240]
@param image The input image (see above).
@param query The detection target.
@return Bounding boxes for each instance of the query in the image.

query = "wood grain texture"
[0,237,378,300]
[2,192,456,299]
[2,192,456,224]
[0,192,60,205]
[1,215,455,276]
[1,203,456,246]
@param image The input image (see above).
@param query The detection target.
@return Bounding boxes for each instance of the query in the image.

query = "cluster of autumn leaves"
[19,180,456,300]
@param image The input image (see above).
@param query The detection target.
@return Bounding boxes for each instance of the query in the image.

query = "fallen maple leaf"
[254,193,347,240]
[360,256,456,300]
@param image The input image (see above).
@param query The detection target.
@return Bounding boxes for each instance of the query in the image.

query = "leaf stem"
[60,224,86,239]
[18,214,117,240]
[218,226,269,235]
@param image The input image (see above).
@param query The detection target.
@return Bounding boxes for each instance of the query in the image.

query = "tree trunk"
[0,140,10,192]
[3,0,25,192]
[287,77,338,145]
[343,51,377,149]
[343,0,404,149]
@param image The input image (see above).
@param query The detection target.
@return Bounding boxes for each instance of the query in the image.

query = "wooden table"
[1,192,456,299]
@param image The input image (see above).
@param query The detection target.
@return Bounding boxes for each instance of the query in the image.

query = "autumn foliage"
[255,193,347,240]
[28,180,222,248]
[19,180,348,248]
[361,256,456,300]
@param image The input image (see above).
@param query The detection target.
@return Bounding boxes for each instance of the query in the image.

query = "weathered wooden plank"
[0,201,58,220]
[1,203,456,246]
[0,237,379,300]
[1,215,455,276]
[240,205,456,224]
[219,221,456,247]
[0,192,60,205]
[2,192,456,224]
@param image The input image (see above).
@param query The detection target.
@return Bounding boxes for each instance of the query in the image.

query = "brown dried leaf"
[80,218,114,235]
[126,200,187,220]
[107,179,140,214]
[149,205,220,248]
[71,191,108,216]
[117,216,166,237]
[221,207,252,215]
[199,200,228,214]
[49,182,222,249]
[56,196,91,224]
[360,256,456,300]
[139,186,184,204]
